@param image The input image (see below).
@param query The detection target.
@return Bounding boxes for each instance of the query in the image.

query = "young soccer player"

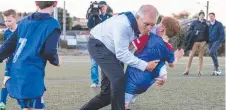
[0,9,17,110]
[0,1,60,110]
[125,17,183,109]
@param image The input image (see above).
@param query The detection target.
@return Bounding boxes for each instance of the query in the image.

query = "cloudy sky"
[0,0,225,25]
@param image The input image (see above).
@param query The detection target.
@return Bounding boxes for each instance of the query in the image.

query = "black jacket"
[184,19,209,51]
[189,19,209,42]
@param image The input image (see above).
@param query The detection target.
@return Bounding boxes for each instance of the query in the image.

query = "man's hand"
[146,60,160,72]
[155,74,167,87]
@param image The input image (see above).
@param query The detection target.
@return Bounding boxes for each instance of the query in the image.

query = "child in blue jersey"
[0,1,60,110]
[125,17,183,109]
[0,9,17,109]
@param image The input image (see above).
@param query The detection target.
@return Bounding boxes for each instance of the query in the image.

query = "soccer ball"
[211,71,221,76]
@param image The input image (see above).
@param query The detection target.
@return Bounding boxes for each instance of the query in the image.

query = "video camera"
[86,1,102,19]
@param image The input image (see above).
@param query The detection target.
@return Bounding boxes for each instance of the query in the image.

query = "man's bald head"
[136,5,159,35]
[137,5,159,19]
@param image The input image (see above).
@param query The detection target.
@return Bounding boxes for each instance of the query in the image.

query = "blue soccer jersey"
[125,33,174,94]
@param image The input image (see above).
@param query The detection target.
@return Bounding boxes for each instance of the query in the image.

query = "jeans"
[90,57,99,84]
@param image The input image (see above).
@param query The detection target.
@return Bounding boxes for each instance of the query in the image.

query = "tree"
[192,13,199,19]
[0,33,4,44]
[107,6,113,14]
[57,7,73,30]
[22,12,29,16]
[0,12,4,22]
[157,15,163,24]
[72,24,82,30]
[172,11,190,19]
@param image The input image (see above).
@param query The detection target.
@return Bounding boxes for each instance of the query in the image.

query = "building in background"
[73,17,88,29]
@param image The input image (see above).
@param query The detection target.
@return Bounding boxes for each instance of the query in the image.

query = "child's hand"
[155,78,164,87]
[174,49,184,59]
[155,74,167,87]
[169,49,184,68]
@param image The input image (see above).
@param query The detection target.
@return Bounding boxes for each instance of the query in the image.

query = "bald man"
[80,5,159,110]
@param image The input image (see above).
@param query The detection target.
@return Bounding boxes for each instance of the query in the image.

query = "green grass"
[0,56,225,110]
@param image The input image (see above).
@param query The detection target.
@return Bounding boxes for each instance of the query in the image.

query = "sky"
[0,0,225,25]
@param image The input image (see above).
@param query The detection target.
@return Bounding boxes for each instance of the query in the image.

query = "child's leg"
[197,41,205,73]
[33,96,45,110]
[185,43,198,72]
[0,68,10,105]
[131,94,139,103]
[17,99,35,110]
[125,93,136,109]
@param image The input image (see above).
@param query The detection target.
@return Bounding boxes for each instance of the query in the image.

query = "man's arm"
[87,15,102,29]
[87,15,95,29]
[0,29,18,62]
[204,23,209,42]
[217,22,225,43]
[40,29,61,66]
[113,24,149,71]
[188,21,195,31]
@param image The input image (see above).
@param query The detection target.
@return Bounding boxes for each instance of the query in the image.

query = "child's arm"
[155,74,167,87]
[0,30,18,62]
[40,29,61,66]
[163,42,184,68]
[155,65,167,87]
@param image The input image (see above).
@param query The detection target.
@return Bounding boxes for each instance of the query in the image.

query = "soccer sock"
[0,88,8,104]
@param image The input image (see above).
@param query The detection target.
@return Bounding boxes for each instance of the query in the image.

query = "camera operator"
[87,1,113,88]
[87,1,112,29]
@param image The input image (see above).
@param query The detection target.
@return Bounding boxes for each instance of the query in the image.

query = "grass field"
[0,56,225,110]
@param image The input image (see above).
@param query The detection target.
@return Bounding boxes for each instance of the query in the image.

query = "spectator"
[87,1,113,88]
[183,11,209,75]
[208,12,225,76]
